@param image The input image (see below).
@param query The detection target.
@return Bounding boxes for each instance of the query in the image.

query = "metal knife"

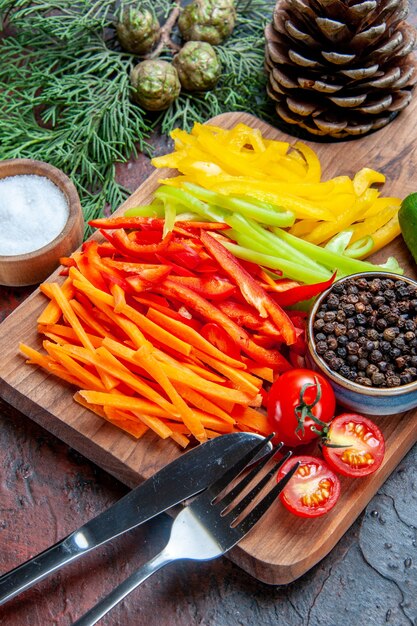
[0,432,266,605]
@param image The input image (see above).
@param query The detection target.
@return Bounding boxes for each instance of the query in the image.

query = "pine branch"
[0,0,275,230]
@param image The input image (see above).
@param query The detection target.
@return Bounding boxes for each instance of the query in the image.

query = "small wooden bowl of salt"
[0,159,84,287]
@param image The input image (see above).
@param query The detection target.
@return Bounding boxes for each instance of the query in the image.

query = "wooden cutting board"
[1,104,417,585]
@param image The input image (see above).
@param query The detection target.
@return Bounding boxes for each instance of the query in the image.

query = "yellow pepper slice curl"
[151,122,403,258]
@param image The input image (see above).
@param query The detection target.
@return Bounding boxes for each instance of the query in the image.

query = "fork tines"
[208,434,300,533]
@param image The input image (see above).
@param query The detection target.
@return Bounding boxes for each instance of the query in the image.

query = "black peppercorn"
[369,349,383,363]
[395,356,407,370]
[339,364,351,378]
[392,336,406,350]
[372,372,386,386]
[343,304,356,317]
[327,336,338,350]
[383,327,397,342]
[347,341,359,354]
[355,314,367,326]
[375,318,388,331]
[313,318,325,331]
[334,323,347,337]
[316,341,327,355]
[336,310,347,322]
[323,350,336,362]
[347,354,359,365]
[347,328,359,341]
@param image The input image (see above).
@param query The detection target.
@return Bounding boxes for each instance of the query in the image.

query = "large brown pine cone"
[265,0,417,138]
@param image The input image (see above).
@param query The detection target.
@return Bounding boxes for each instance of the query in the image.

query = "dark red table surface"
[1,11,417,624]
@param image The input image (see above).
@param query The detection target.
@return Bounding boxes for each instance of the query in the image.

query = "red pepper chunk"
[272,272,336,307]
[200,231,296,346]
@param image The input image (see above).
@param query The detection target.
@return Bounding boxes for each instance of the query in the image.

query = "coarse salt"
[0,174,69,256]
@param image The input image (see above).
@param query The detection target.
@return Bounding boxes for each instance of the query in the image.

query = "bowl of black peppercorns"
[307,271,417,416]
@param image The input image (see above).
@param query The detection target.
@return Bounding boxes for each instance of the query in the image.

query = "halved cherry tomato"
[322,413,385,478]
[277,455,341,518]
[267,368,335,447]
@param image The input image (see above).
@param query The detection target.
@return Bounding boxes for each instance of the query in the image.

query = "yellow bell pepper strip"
[353,167,386,196]
[364,214,401,256]
[293,141,322,182]
[302,187,381,245]
[361,196,401,219]
[222,123,267,152]
[348,204,400,244]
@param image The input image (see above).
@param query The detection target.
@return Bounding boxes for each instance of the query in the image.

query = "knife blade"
[0,432,266,605]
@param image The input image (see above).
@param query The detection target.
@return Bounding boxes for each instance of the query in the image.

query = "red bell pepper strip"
[156,279,291,370]
[217,301,282,337]
[201,322,240,360]
[200,231,296,346]
[155,254,197,277]
[272,272,336,307]
[166,245,203,269]
[260,275,299,292]
[176,222,230,230]
[100,229,172,258]
[125,266,172,293]
[168,275,236,301]
[128,230,166,244]
[89,216,230,231]
[89,216,164,230]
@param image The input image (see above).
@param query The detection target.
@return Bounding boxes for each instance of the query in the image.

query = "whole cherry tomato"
[322,413,385,478]
[267,368,336,447]
[277,455,341,518]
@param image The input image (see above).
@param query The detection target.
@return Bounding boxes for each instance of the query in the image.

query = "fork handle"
[72,549,172,626]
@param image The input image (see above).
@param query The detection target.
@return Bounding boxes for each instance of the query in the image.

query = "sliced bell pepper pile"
[151,122,403,259]
[23,214,340,448]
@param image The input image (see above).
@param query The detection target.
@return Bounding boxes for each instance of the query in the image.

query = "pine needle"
[0,0,275,233]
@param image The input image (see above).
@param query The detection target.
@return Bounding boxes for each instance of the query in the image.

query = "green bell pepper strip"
[271,227,403,276]
[216,239,331,284]
[182,183,296,227]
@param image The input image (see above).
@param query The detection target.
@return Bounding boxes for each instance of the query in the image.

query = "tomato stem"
[294,377,329,438]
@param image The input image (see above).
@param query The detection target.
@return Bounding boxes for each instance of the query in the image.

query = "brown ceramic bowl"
[0,159,84,287]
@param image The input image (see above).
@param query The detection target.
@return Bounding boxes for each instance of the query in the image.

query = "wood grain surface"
[1,103,417,586]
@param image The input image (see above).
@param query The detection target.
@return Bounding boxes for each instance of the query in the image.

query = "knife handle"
[0,531,89,605]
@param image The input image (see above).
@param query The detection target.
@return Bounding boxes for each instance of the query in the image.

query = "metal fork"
[73,435,298,626]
